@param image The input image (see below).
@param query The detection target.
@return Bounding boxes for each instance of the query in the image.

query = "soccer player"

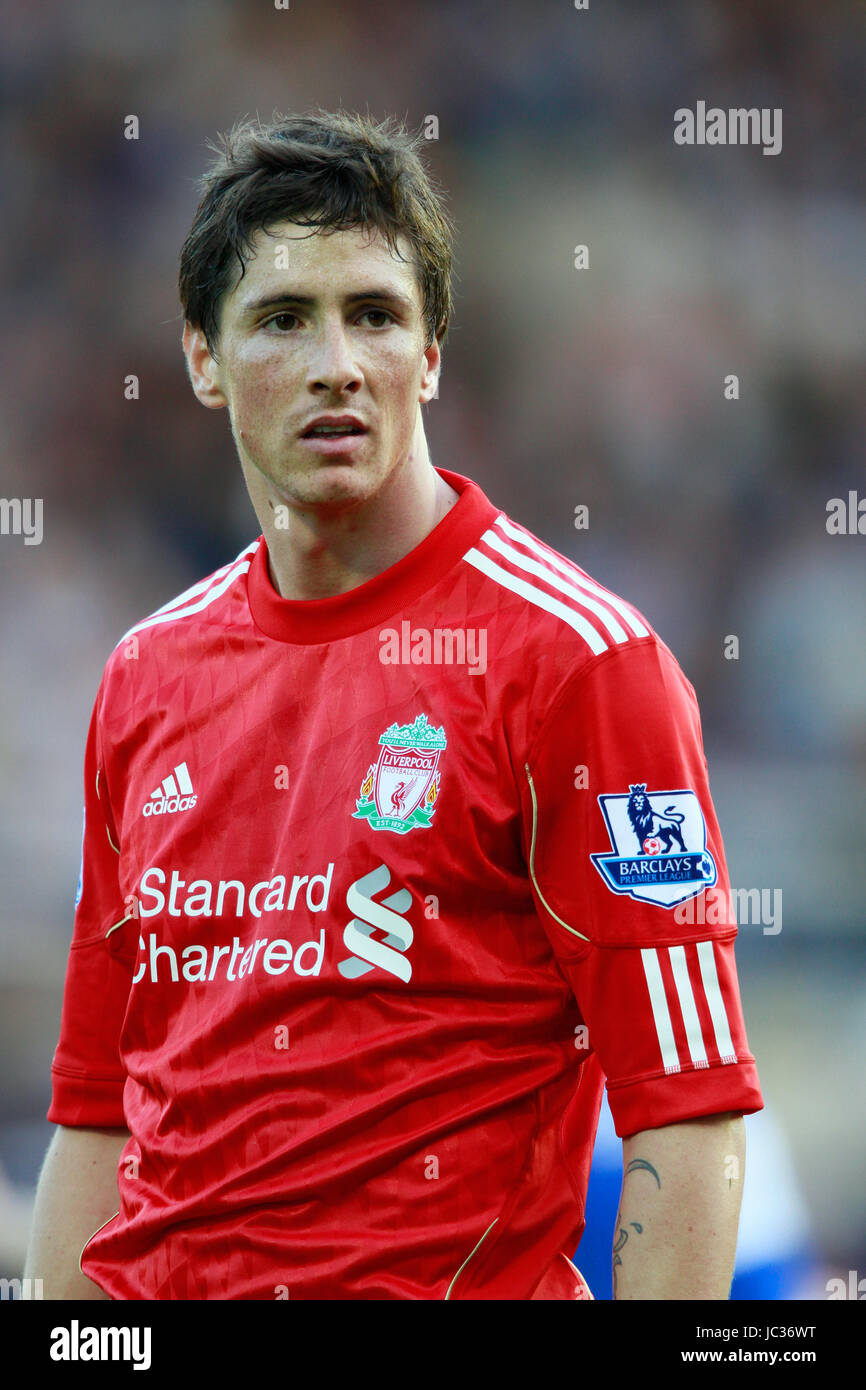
[26,110,763,1300]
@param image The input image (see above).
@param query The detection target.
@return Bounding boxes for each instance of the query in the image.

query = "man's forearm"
[612,1112,745,1299]
[24,1125,129,1299]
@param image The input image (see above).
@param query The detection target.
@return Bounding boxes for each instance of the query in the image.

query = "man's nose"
[306,318,362,391]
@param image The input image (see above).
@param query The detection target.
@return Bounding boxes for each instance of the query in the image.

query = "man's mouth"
[300,416,368,438]
[298,418,369,454]
[302,425,366,437]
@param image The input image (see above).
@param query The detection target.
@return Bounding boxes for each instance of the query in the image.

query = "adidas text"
[143,794,197,817]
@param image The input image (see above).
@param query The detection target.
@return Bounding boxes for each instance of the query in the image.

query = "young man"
[27,110,763,1300]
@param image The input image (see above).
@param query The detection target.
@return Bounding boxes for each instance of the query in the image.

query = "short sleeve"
[522,637,764,1138]
[47,680,134,1128]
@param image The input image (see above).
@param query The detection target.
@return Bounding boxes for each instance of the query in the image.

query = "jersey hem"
[48,1065,127,1128]
[606,1057,763,1138]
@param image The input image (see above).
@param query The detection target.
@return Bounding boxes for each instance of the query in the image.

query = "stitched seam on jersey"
[50,1062,126,1084]
[104,913,135,939]
[587,929,739,950]
[443,1216,499,1300]
[523,635,661,773]
[69,919,132,949]
[524,765,591,945]
[444,1084,554,1299]
[605,1053,758,1091]
[95,765,121,855]
[79,1209,121,1277]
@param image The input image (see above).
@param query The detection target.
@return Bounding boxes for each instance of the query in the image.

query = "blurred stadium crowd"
[1,0,863,1293]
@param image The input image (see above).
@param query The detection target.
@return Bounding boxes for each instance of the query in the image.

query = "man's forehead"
[227,220,419,306]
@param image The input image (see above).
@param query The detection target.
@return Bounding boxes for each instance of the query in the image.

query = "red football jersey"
[49,466,763,1299]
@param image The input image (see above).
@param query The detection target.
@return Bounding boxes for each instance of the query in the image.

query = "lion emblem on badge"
[627,783,687,854]
[591,785,717,908]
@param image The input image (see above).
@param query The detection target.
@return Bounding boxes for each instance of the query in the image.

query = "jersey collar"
[246,467,500,645]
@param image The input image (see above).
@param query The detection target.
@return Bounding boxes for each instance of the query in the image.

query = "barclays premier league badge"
[590,783,716,909]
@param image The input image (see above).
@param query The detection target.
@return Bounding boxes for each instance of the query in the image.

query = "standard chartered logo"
[340,863,414,982]
[126,861,415,987]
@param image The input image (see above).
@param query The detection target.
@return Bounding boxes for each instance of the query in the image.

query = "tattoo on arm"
[624,1157,661,1188]
[612,1214,644,1294]
[612,1157,660,1295]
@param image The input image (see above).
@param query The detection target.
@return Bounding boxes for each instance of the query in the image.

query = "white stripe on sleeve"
[492,514,649,637]
[668,945,709,1068]
[463,547,608,655]
[696,939,738,1064]
[640,947,681,1074]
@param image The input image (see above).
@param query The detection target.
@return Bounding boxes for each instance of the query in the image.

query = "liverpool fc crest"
[353,714,446,834]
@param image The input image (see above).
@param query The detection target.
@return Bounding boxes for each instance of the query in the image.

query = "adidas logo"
[142,762,197,818]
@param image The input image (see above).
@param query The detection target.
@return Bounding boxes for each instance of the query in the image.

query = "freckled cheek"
[375,355,427,418]
[230,364,292,444]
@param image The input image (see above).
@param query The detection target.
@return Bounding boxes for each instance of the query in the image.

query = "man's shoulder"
[103,537,261,675]
[463,507,663,682]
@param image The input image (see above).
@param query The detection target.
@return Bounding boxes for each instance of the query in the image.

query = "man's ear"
[418,335,441,405]
[182,322,228,409]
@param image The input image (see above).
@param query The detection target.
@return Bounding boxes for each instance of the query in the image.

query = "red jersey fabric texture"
[49,466,763,1299]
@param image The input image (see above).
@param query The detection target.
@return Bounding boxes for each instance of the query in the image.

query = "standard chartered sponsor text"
[132,861,333,985]
[137,862,333,918]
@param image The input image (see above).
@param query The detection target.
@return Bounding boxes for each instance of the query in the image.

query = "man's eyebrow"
[240,288,414,315]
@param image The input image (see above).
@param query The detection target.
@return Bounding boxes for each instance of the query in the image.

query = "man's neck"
[258,444,460,603]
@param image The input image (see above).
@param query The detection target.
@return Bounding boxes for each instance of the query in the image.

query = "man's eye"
[263,309,392,331]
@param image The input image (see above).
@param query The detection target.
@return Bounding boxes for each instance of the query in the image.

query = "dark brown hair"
[178,108,455,356]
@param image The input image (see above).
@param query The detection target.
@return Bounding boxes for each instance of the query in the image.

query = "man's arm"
[612,1111,745,1299]
[23,1124,129,1299]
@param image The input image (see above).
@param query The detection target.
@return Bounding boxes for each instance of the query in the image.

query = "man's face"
[183,220,440,513]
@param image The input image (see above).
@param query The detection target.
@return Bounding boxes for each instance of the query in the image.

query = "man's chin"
[275,463,377,513]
